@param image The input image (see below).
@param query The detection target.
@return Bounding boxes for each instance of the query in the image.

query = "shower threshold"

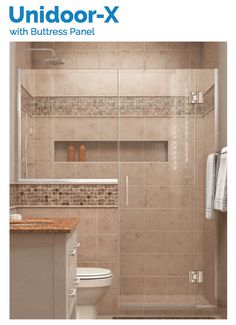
[113,316,218,319]
[119,295,216,309]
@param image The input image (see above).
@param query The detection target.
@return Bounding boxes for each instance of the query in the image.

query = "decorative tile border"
[34,96,118,116]
[203,85,214,114]
[120,97,204,116]
[10,184,118,207]
[33,95,204,116]
[21,86,34,115]
[22,86,213,117]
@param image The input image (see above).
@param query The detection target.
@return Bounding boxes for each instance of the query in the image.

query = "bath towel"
[214,147,227,212]
[205,153,217,219]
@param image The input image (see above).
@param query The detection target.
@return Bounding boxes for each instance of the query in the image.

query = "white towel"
[205,153,217,219]
[214,147,227,212]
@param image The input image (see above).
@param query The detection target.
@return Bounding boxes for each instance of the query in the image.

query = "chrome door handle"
[68,288,76,297]
[125,176,129,207]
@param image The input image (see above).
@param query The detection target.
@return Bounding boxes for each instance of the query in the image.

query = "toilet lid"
[77,267,112,280]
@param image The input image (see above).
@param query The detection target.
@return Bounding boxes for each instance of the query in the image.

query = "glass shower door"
[118,69,201,309]
[195,69,218,307]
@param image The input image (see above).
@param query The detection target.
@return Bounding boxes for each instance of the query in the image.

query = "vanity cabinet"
[10,218,79,319]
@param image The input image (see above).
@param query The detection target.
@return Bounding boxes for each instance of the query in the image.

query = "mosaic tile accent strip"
[21,86,34,115]
[203,85,214,114]
[120,97,204,116]
[33,96,203,116]
[21,86,214,117]
[34,96,118,116]
[10,184,118,207]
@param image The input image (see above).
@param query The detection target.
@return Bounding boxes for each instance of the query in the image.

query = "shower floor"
[119,294,213,308]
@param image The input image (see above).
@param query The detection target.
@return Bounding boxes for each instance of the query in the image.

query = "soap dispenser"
[67,144,76,162]
[79,144,86,162]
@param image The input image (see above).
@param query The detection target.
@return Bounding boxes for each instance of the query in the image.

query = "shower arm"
[26,48,56,58]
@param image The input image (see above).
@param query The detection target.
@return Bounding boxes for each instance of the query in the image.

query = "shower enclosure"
[18,67,218,312]
[118,69,218,310]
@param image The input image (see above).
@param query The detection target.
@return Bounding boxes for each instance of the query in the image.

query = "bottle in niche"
[79,144,86,162]
[67,144,76,162]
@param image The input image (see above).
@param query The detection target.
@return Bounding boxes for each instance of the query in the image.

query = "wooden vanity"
[10,217,79,319]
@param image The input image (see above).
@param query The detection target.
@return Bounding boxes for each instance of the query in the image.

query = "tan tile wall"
[22,69,201,98]
[30,42,202,70]
[26,116,199,179]
[25,116,119,179]
[15,42,32,69]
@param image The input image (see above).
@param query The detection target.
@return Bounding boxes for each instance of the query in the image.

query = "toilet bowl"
[76,267,112,319]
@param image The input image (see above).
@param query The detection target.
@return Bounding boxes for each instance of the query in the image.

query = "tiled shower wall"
[29,42,203,70]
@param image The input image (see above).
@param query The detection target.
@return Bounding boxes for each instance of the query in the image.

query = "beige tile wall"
[27,116,199,178]
[25,116,119,179]
[15,42,32,69]
[22,69,118,97]
[22,69,200,98]
[30,42,202,70]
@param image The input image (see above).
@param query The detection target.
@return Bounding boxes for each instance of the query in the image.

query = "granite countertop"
[10,217,79,233]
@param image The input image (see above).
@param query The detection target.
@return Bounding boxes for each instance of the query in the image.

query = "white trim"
[214,68,219,306]
[14,178,118,185]
[17,69,21,181]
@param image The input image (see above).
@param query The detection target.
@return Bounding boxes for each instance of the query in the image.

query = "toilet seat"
[77,267,112,280]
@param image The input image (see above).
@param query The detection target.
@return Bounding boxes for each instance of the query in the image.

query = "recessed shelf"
[54,141,168,163]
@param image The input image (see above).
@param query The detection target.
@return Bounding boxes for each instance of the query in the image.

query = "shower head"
[43,56,64,65]
[26,48,64,65]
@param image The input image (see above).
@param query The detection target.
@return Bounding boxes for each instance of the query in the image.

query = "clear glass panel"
[118,69,200,308]
[19,69,119,180]
[196,69,217,307]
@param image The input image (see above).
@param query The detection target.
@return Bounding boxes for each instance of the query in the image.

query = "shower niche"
[54,141,168,163]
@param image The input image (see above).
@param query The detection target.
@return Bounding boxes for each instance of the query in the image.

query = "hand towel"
[205,153,217,219]
[214,148,227,212]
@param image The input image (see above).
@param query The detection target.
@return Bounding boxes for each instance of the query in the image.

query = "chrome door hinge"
[189,91,203,104]
[189,270,204,283]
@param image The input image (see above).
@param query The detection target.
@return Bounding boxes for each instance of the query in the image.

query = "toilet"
[76,267,112,319]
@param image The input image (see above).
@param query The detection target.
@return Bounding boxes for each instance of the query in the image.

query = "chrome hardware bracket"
[189,91,203,104]
[189,270,204,283]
